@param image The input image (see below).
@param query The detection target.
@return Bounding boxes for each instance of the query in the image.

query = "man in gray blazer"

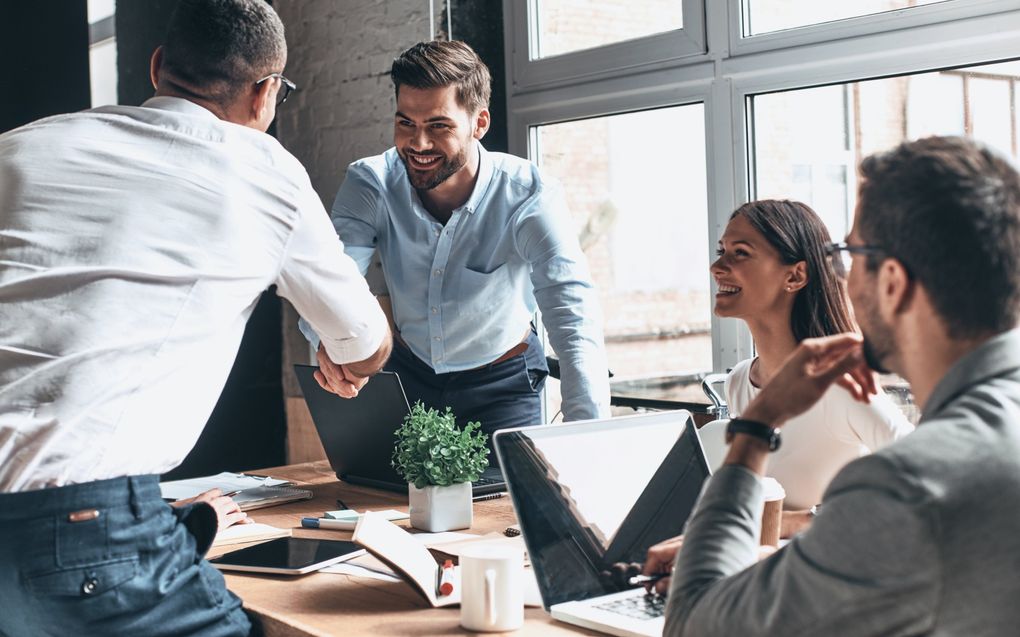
[646,135,1020,636]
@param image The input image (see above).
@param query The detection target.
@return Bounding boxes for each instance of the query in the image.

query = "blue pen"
[301,517,356,531]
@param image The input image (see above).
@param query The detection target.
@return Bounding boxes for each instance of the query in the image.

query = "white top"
[0,97,387,492]
[726,358,914,509]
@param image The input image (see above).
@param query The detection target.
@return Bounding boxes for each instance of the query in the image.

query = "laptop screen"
[493,411,709,608]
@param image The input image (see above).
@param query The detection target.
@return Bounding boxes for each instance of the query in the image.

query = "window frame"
[503,0,1020,376]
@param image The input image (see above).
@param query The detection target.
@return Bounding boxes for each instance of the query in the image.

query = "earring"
[786,287,792,291]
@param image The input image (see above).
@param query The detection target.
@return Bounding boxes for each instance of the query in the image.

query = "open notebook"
[160,472,312,511]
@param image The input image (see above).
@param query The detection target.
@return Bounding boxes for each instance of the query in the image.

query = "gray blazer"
[666,329,1020,636]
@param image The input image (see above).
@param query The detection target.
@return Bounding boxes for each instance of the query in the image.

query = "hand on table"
[171,488,251,532]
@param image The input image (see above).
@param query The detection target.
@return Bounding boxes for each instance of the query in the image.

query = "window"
[533,0,684,59]
[505,0,1020,417]
[752,60,1020,240]
[743,0,949,36]
[88,0,117,107]
[535,105,711,416]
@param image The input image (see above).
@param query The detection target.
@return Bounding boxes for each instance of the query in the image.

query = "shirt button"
[431,307,438,314]
[434,269,442,276]
[434,229,441,236]
[434,336,441,341]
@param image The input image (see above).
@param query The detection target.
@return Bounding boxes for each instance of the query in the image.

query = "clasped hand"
[314,343,370,398]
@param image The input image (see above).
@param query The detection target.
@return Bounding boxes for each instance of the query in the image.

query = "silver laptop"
[493,410,711,637]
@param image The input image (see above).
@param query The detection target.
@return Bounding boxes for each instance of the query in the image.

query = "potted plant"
[392,403,489,532]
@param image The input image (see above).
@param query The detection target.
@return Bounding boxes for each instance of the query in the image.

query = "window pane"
[744,0,948,36]
[752,60,1020,240]
[533,0,683,59]
[535,104,711,415]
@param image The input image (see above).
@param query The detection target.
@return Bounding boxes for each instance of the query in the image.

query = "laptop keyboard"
[594,593,665,620]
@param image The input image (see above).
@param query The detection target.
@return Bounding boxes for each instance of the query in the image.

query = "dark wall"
[116,1,287,479]
[452,0,507,154]
[0,1,90,133]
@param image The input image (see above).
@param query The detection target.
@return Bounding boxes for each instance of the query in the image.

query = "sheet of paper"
[159,472,289,500]
[212,523,290,548]
[320,554,403,583]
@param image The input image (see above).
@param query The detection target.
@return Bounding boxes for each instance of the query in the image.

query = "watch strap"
[725,417,782,451]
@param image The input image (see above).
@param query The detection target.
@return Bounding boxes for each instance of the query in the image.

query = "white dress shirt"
[726,357,914,508]
[0,97,387,492]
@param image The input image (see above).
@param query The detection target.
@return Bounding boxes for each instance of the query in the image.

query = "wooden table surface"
[217,461,596,637]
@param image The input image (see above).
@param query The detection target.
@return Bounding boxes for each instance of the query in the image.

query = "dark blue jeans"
[0,476,253,637]
[386,328,548,464]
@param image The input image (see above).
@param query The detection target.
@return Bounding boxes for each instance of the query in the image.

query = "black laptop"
[294,365,506,496]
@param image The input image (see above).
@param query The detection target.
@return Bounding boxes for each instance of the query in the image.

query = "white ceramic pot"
[408,482,473,532]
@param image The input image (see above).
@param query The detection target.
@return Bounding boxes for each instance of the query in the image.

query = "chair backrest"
[697,417,730,471]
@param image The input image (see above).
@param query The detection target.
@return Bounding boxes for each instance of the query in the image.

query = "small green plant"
[392,402,489,489]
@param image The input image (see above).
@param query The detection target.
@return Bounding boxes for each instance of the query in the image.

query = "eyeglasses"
[824,241,887,278]
[255,72,297,106]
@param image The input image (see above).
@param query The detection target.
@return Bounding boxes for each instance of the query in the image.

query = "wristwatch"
[725,417,782,451]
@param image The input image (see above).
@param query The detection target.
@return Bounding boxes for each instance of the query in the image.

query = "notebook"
[294,365,506,496]
[159,472,312,511]
[493,410,711,637]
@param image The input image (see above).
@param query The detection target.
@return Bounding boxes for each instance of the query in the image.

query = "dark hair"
[858,136,1020,338]
[162,0,286,104]
[732,200,855,341]
[391,41,491,113]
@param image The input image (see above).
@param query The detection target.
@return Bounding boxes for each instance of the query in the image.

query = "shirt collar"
[141,96,219,121]
[921,328,1020,421]
[461,141,493,215]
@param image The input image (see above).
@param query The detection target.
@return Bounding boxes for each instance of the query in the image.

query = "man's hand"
[643,535,684,596]
[171,488,250,532]
[314,344,370,398]
[642,534,780,596]
[743,332,877,427]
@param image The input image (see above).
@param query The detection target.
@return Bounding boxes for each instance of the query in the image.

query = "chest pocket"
[457,263,511,315]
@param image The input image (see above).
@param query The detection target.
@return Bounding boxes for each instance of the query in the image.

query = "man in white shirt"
[0,1,389,635]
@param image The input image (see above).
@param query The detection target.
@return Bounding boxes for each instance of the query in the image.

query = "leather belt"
[395,331,530,371]
[472,340,529,370]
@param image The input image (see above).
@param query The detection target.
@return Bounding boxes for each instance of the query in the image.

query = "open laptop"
[493,410,711,637]
[294,365,506,496]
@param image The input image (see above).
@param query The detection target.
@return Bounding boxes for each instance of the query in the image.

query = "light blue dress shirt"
[319,142,610,421]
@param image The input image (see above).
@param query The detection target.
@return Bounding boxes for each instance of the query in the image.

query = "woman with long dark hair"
[712,200,913,516]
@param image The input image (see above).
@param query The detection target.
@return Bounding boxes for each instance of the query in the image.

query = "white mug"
[459,546,524,632]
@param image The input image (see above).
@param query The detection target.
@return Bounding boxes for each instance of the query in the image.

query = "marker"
[628,573,669,586]
[437,559,455,596]
[301,517,356,531]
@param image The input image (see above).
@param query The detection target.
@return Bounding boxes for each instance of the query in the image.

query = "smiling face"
[393,84,488,192]
[711,214,801,322]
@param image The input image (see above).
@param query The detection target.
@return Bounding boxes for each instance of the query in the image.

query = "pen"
[301,517,356,531]
[222,490,242,498]
[336,498,350,510]
[628,573,669,586]
[437,559,455,596]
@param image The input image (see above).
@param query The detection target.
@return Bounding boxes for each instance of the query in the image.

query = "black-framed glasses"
[255,72,297,106]
[825,241,887,278]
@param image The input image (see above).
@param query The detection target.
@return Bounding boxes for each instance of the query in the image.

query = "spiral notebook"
[160,472,312,511]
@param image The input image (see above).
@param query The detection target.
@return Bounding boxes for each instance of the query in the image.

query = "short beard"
[861,335,891,375]
[402,149,467,191]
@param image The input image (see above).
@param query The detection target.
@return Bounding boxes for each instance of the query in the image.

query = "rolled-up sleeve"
[276,186,388,365]
[515,182,610,421]
[331,164,383,276]
[666,457,939,637]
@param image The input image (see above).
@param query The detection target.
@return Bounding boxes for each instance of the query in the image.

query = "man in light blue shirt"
[307,41,610,447]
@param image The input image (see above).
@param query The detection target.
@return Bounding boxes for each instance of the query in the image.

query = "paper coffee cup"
[760,477,785,546]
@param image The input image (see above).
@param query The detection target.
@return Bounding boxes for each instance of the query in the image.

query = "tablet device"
[209,537,366,575]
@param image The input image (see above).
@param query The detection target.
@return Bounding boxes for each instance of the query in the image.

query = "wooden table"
[217,461,595,636]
